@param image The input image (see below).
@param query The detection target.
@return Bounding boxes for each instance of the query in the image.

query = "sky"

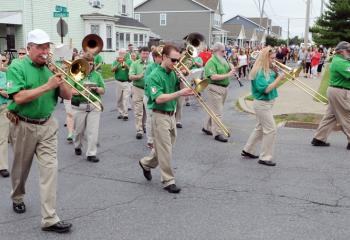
[134,0,327,39]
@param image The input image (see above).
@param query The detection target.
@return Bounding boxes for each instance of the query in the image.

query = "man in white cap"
[6,29,73,233]
[312,41,350,150]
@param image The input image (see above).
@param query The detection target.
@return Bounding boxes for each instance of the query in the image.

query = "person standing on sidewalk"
[139,44,193,193]
[0,70,9,177]
[6,29,72,233]
[241,47,285,167]
[311,41,350,150]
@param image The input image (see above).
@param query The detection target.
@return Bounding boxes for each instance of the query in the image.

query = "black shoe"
[74,148,82,156]
[87,156,99,163]
[123,116,128,121]
[13,202,26,214]
[42,221,72,233]
[139,161,152,181]
[143,128,146,133]
[0,169,10,177]
[185,102,190,106]
[241,150,259,159]
[176,123,183,128]
[136,133,143,139]
[215,134,228,143]
[202,128,213,136]
[163,184,181,194]
[311,138,330,147]
[117,115,123,119]
[347,143,350,150]
[258,160,276,166]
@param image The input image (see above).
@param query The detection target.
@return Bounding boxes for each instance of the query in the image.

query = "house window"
[134,13,140,22]
[160,13,166,26]
[116,32,119,49]
[106,25,112,50]
[140,34,144,46]
[91,24,100,35]
[134,34,139,47]
[119,32,125,49]
[126,33,130,45]
[121,0,127,15]
[214,14,221,26]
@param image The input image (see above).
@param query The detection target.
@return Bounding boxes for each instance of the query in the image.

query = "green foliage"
[289,36,303,46]
[266,36,287,47]
[101,64,114,80]
[310,0,350,47]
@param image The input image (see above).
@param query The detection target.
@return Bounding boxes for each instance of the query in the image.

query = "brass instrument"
[117,57,127,70]
[273,61,328,104]
[46,55,104,111]
[174,33,230,137]
[82,34,103,55]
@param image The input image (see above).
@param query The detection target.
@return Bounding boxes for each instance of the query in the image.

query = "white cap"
[27,29,51,45]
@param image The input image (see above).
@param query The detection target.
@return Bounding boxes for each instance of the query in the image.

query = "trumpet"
[117,57,127,70]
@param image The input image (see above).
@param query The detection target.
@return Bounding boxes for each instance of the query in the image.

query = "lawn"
[316,64,330,101]
[101,64,114,80]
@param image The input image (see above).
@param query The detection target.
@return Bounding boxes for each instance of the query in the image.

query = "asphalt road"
[1,79,349,240]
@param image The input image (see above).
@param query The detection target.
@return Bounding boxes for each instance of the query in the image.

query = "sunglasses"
[1,60,6,62]
[18,53,26,55]
[170,57,179,63]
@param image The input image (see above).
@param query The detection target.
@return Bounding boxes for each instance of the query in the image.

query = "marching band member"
[6,29,72,233]
[0,68,9,178]
[139,44,193,193]
[242,47,285,166]
[72,52,105,162]
[202,42,236,143]
[311,41,350,150]
[144,47,163,148]
[129,47,150,139]
[112,49,132,120]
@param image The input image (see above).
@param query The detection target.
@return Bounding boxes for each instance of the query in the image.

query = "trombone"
[273,61,328,105]
[173,34,230,137]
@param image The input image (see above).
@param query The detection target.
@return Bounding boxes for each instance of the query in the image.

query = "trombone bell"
[193,78,209,93]
[63,59,90,82]
[82,34,104,55]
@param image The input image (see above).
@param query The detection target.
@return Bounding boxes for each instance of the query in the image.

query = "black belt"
[15,113,50,125]
[330,85,350,90]
[210,83,228,88]
[153,109,175,116]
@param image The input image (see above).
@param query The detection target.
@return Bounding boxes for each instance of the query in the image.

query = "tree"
[266,36,287,47]
[289,36,303,46]
[310,0,350,47]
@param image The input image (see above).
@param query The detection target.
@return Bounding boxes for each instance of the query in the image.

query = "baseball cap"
[335,41,350,52]
[27,29,52,45]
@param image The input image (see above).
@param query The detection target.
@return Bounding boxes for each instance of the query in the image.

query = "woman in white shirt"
[238,49,248,79]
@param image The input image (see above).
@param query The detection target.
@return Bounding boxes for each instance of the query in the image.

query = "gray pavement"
[0,80,350,240]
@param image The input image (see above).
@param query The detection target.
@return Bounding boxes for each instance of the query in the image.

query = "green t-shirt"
[71,70,105,103]
[112,59,131,81]
[0,71,8,105]
[148,66,180,112]
[251,69,278,101]
[94,54,103,65]
[204,54,230,87]
[144,62,160,98]
[329,54,350,89]
[192,57,203,69]
[129,59,148,89]
[6,55,58,119]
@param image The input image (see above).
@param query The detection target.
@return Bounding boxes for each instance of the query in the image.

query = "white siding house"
[0,0,151,63]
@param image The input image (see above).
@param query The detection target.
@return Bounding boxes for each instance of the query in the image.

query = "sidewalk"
[239,74,327,115]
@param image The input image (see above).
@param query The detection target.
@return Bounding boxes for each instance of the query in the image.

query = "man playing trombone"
[139,44,193,193]
[202,42,236,142]
[312,41,350,150]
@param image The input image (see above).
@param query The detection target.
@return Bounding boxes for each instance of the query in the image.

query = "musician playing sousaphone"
[129,46,150,140]
[112,49,132,120]
[202,42,236,143]
[241,47,285,167]
[71,52,105,163]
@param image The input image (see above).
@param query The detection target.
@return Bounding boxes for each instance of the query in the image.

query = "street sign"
[55,5,67,12]
[57,18,68,43]
[53,12,69,18]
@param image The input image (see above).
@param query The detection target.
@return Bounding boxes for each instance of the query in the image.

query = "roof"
[224,15,266,30]
[135,0,220,12]
[81,13,149,29]
[222,24,242,38]
[248,17,271,28]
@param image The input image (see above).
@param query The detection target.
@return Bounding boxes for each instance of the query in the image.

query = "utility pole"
[258,0,266,46]
[321,0,324,15]
[304,0,311,48]
[287,18,290,46]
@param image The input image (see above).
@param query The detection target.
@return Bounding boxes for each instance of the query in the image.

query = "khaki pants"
[140,112,176,187]
[204,84,228,136]
[175,96,184,123]
[144,95,153,144]
[0,104,9,170]
[132,86,145,134]
[73,104,101,157]
[10,118,60,227]
[244,100,276,161]
[314,87,350,142]
[116,80,131,117]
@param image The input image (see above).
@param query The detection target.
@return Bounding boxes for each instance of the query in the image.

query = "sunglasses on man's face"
[18,53,26,55]
[170,57,180,63]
